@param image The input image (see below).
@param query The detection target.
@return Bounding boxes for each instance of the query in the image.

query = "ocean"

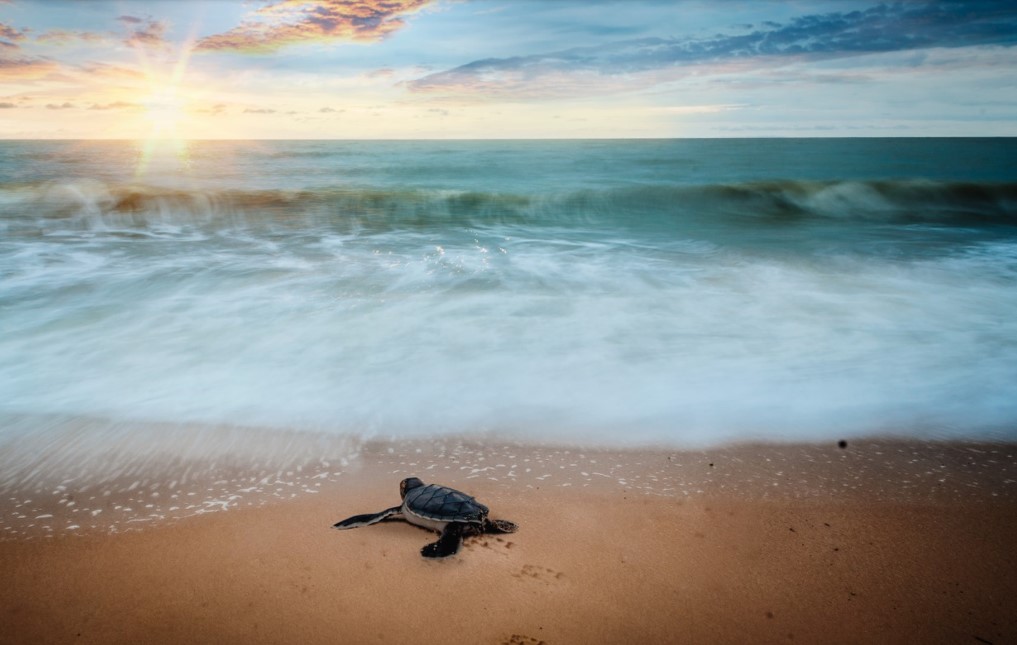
[2,138,1016,448]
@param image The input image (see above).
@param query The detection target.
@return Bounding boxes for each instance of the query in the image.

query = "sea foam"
[1,140,1016,448]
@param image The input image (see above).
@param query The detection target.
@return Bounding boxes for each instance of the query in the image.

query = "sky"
[1,0,1017,139]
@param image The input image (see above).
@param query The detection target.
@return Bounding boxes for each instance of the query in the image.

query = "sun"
[135,82,192,178]
[132,44,196,177]
[134,39,196,143]
[142,86,186,140]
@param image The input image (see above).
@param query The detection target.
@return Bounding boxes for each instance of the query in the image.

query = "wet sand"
[2,435,1016,644]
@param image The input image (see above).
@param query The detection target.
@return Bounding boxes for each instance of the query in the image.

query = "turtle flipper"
[483,518,518,534]
[421,523,464,559]
[333,505,403,530]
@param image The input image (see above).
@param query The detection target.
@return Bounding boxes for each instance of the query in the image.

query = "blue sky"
[2,0,1016,138]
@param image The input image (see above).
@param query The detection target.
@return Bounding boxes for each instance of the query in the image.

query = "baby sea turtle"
[333,477,518,558]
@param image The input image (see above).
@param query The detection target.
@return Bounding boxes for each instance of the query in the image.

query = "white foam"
[3,142,1017,465]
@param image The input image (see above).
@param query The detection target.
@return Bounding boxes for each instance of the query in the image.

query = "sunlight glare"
[143,87,185,138]
[134,43,196,178]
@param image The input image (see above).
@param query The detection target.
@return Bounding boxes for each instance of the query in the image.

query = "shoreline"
[2,434,1016,643]
[2,423,1016,540]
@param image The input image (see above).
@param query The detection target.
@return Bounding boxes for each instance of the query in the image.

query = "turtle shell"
[404,484,489,523]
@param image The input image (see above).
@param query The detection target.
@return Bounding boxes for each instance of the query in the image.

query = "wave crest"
[2,178,1015,234]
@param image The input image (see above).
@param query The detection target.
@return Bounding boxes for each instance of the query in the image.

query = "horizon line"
[2,135,1015,142]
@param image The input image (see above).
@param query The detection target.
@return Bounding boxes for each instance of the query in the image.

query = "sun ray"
[133,37,198,179]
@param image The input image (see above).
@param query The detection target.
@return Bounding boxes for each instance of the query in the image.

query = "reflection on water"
[135,138,192,182]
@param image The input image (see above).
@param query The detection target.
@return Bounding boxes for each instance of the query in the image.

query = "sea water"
[1,139,1016,448]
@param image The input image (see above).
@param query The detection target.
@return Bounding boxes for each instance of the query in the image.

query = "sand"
[2,437,1016,644]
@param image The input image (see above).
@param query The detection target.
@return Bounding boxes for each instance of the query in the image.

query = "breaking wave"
[3,139,1017,447]
[2,178,1016,235]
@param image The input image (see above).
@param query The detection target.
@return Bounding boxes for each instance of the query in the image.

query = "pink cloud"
[195,0,434,53]
[36,29,111,46]
[79,62,146,81]
[0,21,28,45]
[88,101,143,111]
[1,20,28,49]
[1,21,62,82]
[117,15,168,49]
[0,56,60,80]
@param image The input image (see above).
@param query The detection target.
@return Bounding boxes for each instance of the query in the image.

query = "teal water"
[1,139,1016,446]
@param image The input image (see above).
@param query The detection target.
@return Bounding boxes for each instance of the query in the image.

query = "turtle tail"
[333,505,403,530]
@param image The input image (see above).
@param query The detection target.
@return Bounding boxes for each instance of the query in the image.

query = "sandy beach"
[2,435,1016,645]
[3,0,1017,639]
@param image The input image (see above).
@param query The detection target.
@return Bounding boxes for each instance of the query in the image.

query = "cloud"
[319,106,338,112]
[117,15,168,48]
[0,56,60,80]
[653,104,749,115]
[36,29,111,46]
[45,102,75,109]
[0,21,28,46]
[198,103,228,115]
[78,62,145,81]
[88,101,142,110]
[0,101,16,108]
[244,108,277,114]
[408,1,1017,98]
[195,0,434,53]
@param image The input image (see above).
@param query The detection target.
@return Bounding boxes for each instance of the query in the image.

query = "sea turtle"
[333,477,518,558]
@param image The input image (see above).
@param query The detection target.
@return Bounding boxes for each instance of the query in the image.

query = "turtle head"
[400,477,424,499]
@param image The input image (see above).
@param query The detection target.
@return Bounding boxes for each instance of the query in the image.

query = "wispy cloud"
[36,29,111,46]
[1,21,28,46]
[408,1,1017,98]
[78,62,145,81]
[195,0,434,53]
[0,56,60,80]
[244,107,277,114]
[198,103,229,116]
[118,15,168,49]
[0,20,33,84]
[88,101,142,110]
[45,102,75,110]
[0,101,16,108]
